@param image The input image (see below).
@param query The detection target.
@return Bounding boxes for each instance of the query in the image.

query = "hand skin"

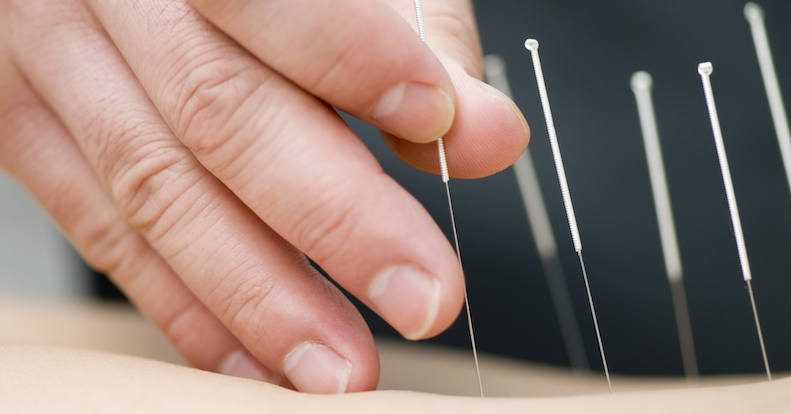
[0,0,528,393]
[3,343,790,414]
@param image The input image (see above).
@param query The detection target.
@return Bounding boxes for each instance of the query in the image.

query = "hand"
[0,0,527,393]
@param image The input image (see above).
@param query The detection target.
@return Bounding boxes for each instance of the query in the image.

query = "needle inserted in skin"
[484,55,589,372]
[744,3,791,196]
[413,0,483,397]
[698,62,771,381]
[631,71,699,379]
[525,39,612,393]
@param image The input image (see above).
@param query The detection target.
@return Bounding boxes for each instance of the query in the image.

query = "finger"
[11,1,378,393]
[188,0,529,174]
[384,0,530,178]
[87,0,466,340]
[382,62,530,178]
[389,0,483,77]
[0,56,280,385]
[190,0,456,144]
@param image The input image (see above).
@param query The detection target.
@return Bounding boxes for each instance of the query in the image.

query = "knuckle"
[166,52,293,185]
[74,94,208,258]
[77,211,134,275]
[74,204,155,291]
[84,103,161,179]
[170,55,268,159]
[219,272,277,340]
[106,137,196,236]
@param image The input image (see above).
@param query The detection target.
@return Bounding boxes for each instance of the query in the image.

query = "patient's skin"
[2,343,789,414]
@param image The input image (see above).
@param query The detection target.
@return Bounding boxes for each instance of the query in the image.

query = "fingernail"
[368,265,441,340]
[370,82,454,143]
[219,349,282,385]
[283,342,352,394]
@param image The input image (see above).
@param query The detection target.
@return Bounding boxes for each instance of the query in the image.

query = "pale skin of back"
[2,342,789,414]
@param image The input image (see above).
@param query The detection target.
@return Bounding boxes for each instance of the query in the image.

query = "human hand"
[0,0,527,393]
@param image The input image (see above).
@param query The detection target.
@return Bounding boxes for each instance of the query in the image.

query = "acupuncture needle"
[412,0,484,397]
[525,39,612,393]
[484,54,590,373]
[744,3,791,195]
[697,62,772,381]
[631,72,699,379]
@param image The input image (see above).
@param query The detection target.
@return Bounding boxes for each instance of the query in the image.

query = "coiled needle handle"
[525,39,612,393]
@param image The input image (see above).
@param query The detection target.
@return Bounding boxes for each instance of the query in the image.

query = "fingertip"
[367,264,443,340]
[219,349,284,385]
[363,252,466,340]
[446,61,530,157]
[482,80,531,149]
[383,62,529,178]
[370,81,456,144]
[282,342,353,394]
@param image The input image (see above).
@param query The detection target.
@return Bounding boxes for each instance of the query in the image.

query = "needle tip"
[524,38,539,51]
[698,62,713,76]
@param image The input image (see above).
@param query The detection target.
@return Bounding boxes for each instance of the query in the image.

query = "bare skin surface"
[2,342,789,414]
[1,298,789,413]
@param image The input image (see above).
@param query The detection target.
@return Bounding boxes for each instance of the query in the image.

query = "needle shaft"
[484,55,589,372]
[578,251,612,392]
[445,182,483,396]
[414,0,483,397]
[747,279,772,381]
[525,38,611,392]
[698,62,771,381]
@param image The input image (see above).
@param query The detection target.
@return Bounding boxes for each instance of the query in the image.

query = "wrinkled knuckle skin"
[220,275,277,344]
[164,47,294,188]
[105,134,197,237]
[79,215,138,277]
[171,55,264,158]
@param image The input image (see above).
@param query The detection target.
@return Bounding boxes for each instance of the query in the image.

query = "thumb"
[385,0,530,179]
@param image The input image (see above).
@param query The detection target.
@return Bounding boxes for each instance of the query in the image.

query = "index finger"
[190,0,457,144]
[87,0,466,340]
[190,0,529,178]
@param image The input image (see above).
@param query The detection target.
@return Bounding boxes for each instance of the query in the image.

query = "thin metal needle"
[578,251,610,388]
[631,71,699,378]
[444,182,483,397]
[413,0,483,397]
[747,279,771,381]
[484,55,589,372]
[525,39,612,393]
[698,62,771,381]
[744,3,791,196]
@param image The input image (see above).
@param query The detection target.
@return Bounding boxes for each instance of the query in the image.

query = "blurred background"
[2,0,790,378]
